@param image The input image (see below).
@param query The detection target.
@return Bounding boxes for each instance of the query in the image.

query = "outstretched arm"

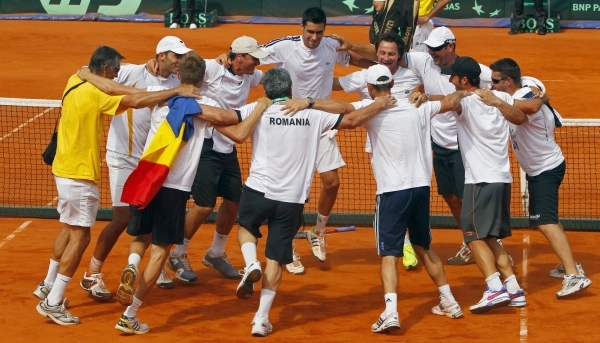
[214,98,272,143]
[281,98,354,116]
[118,86,201,113]
[77,67,143,95]
[513,93,549,115]
[337,95,397,129]
[330,34,377,61]
[474,89,527,125]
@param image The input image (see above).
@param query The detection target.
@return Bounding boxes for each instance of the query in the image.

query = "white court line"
[520,234,530,343]
[0,107,54,142]
[0,221,32,248]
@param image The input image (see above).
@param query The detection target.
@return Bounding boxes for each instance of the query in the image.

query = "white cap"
[423,27,456,48]
[156,36,192,54]
[231,36,269,58]
[366,64,393,85]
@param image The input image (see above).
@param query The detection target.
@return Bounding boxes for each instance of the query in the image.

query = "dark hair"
[89,46,124,73]
[458,75,481,88]
[302,7,327,27]
[490,58,521,84]
[228,52,248,61]
[374,33,406,55]
[372,82,393,92]
[179,53,206,85]
[263,68,292,99]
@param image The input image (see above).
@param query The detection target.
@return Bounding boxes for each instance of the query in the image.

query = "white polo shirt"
[146,86,221,192]
[241,103,342,203]
[407,52,492,150]
[339,67,422,100]
[456,91,515,184]
[260,36,350,99]
[509,77,564,176]
[108,64,180,158]
[353,99,441,194]
[201,59,263,154]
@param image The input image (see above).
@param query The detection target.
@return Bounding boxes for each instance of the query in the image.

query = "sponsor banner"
[511,14,560,32]
[438,0,506,19]
[569,1,600,20]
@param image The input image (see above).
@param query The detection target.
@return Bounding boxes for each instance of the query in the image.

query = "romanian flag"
[121,96,201,209]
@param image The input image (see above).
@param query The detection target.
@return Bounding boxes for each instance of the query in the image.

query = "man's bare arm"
[475,89,527,125]
[214,98,272,143]
[118,86,201,113]
[330,34,377,61]
[77,68,143,95]
[199,105,242,126]
[337,95,397,129]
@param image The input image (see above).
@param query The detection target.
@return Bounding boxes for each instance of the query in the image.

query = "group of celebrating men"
[32,4,591,338]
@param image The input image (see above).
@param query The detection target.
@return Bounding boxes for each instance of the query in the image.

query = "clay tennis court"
[0,21,599,342]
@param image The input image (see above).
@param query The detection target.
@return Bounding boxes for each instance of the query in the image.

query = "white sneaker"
[371,311,400,333]
[156,267,175,289]
[549,262,585,279]
[431,301,463,319]
[447,242,474,265]
[251,316,273,337]
[85,273,113,301]
[170,22,180,29]
[189,23,197,30]
[285,244,305,275]
[115,314,150,335]
[556,274,592,298]
[33,281,51,300]
[236,261,262,299]
[306,227,326,262]
[469,287,511,314]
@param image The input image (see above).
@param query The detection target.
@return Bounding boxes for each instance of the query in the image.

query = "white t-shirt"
[145,86,221,192]
[261,36,350,99]
[354,99,441,194]
[339,67,422,101]
[242,103,342,203]
[455,91,516,184]
[201,59,263,154]
[508,77,564,176]
[108,64,180,158]
[407,52,492,150]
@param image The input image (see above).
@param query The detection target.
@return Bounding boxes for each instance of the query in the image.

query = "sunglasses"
[491,77,508,84]
[427,43,449,52]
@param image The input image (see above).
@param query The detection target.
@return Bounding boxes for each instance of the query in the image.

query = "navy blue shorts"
[374,186,432,257]
[527,160,565,227]
[432,142,465,199]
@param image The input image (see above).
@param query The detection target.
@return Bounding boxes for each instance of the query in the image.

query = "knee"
[321,175,340,192]
[442,193,460,205]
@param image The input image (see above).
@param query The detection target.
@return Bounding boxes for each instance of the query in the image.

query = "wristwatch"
[307,97,315,109]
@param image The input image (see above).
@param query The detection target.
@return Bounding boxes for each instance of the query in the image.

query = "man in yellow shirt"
[33,45,199,326]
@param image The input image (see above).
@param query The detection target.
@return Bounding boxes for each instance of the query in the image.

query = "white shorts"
[106,150,139,207]
[55,176,99,227]
[411,20,434,53]
[316,130,345,174]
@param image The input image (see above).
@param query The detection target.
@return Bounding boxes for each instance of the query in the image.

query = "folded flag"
[121,96,200,209]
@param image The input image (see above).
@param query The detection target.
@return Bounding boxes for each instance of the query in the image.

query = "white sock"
[497,238,504,246]
[384,293,397,315]
[124,296,143,317]
[438,284,456,306]
[315,213,329,233]
[89,256,103,274]
[46,273,70,306]
[404,233,411,245]
[504,275,521,293]
[43,259,60,289]
[209,232,228,257]
[128,253,141,268]
[172,238,190,258]
[485,272,503,291]
[255,289,276,318]
[241,242,258,267]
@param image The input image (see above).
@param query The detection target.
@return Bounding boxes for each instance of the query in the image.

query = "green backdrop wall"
[1,0,599,20]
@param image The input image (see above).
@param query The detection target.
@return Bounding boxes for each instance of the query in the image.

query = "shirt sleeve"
[406,52,431,81]
[236,102,257,120]
[339,71,365,94]
[421,100,442,119]
[250,69,263,88]
[259,38,293,65]
[495,91,515,105]
[114,64,145,86]
[95,89,125,116]
[204,60,222,84]
[328,38,350,67]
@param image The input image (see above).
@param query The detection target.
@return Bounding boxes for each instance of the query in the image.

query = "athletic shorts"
[374,186,432,256]
[411,19,434,53]
[461,183,511,243]
[127,187,188,246]
[191,138,242,207]
[432,142,465,199]
[527,160,565,227]
[237,186,304,265]
[316,131,345,174]
[106,150,139,207]
[54,176,99,227]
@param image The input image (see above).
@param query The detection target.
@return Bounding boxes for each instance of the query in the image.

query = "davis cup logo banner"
[39,0,142,15]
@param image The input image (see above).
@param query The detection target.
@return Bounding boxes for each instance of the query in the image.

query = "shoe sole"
[447,257,475,266]
[115,323,149,335]
[236,269,262,299]
[88,289,113,302]
[469,298,511,314]
[556,281,592,299]
[36,304,79,326]
[372,324,401,333]
[310,250,326,263]
[156,282,175,289]
[432,308,463,319]
[202,258,242,279]
[287,269,306,275]
[116,268,137,306]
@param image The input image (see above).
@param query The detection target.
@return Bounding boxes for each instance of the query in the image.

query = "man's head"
[229,36,269,76]
[423,26,457,67]
[156,36,192,75]
[178,53,206,87]
[375,33,406,74]
[263,68,293,100]
[301,7,327,49]
[89,46,124,79]
[489,58,521,93]
[440,56,481,90]
[366,64,394,99]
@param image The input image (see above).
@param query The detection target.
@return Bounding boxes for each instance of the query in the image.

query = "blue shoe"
[469,287,511,314]
[507,289,527,307]
[202,250,242,279]
[167,254,198,282]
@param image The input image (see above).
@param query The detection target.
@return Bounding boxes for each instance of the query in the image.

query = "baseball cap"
[366,64,393,85]
[440,56,481,80]
[231,36,269,59]
[156,36,192,54]
[423,26,456,48]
